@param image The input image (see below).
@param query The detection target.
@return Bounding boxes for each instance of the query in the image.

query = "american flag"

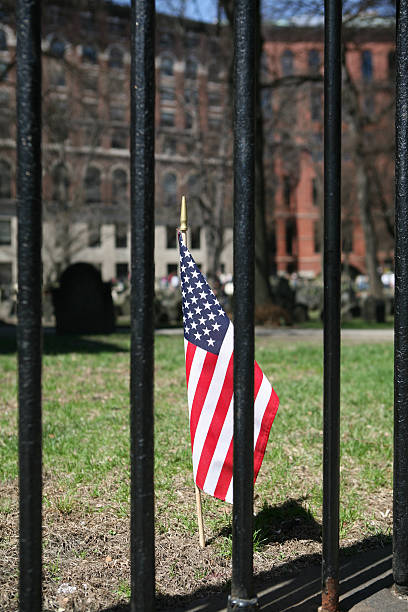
[179,232,279,504]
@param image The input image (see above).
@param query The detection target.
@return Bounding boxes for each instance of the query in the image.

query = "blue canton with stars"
[178,233,229,355]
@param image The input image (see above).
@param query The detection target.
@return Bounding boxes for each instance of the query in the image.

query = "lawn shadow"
[207,498,321,548]
[99,535,392,612]
[0,323,128,355]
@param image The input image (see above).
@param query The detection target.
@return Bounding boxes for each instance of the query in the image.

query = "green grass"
[0,331,393,552]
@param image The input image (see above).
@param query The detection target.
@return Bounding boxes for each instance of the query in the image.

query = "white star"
[181,265,186,273]
[191,321,197,330]
[208,312,216,321]
[199,291,207,299]
[203,301,211,310]
[196,280,204,289]
[195,332,202,340]
[182,290,186,298]
[202,327,210,336]
[191,270,199,278]
[191,296,198,304]
[187,285,193,293]
[188,260,195,268]
[195,306,202,314]
[213,322,220,331]
[198,316,206,325]
[187,312,193,319]
[218,308,224,316]
[207,338,215,347]
[184,300,190,308]
[185,326,190,333]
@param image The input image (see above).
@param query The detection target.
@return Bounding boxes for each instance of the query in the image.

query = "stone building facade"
[0,1,395,294]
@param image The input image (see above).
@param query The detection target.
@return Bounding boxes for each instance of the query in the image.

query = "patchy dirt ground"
[0,477,392,612]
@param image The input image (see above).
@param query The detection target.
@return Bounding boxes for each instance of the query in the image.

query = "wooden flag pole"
[179,195,206,549]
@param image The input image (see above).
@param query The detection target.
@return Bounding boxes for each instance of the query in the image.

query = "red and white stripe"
[185,321,279,503]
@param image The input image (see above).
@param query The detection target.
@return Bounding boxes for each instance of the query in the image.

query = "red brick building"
[0,2,395,291]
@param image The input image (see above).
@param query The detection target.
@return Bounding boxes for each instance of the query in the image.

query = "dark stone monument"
[52,263,115,334]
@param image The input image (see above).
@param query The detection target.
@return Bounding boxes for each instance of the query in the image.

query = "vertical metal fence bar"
[16,1,43,610]
[130,1,155,610]
[322,0,342,611]
[394,0,408,596]
[228,1,258,609]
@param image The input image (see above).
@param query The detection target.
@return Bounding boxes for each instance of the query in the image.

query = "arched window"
[50,37,65,58]
[208,62,220,82]
[52,162,70,202]
[308,49,320,74]
[112,168,128,204]
[361,50,373,82]
[281,49,294,77]
[0,160,11,199]
[0,29,7,52]
[185,57,198,80]
[163,172,177,207]
[82,45,98,64]
[160,55,174,77]
[84,166,101,203]
[108,46,124,69]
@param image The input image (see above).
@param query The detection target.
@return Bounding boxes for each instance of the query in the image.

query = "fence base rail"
[227,595,260,610]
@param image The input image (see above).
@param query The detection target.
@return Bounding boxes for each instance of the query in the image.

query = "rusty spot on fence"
[321,577,340,612]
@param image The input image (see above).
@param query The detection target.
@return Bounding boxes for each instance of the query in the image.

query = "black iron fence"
[14,0,407,610]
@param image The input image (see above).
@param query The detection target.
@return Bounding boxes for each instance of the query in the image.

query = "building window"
[0,219,11,245]
[314,221,321,253]
[163,136,177,155]
[285,219,296,256]
[88,224,101,248]
[185,111,193,130]
[111,129,127,149]
[185,88,198,105]
[208,116,222,131]
[163,172,177,207]
[80,12,96,32]
[281,50,294,77]
[187,173,200,206]
[160,55,174,77]
[115,224,128,248]
[283,176,291,207]
[109,105,126,122]
[167,263,178,276]
[49,61,66,87]
[166,226,177,248]
[0,113,10,138]
[363,94,374,117]
[108,46,124,69]
[208,63,221,82]
[84,166,101,203]
[0,160,11,199]
[388,51,396,81]
[310,88,321,121]
[0,90,9,108]
[112,168,128,205]
[185,57,198,80]
[0,29,7,51]
[208,90,221,107]
[0,61,8,81]
[0,262,12,286]
[191,226,201,249]
[108,17,126,35]
[312,178,318,206]
[116,262,128,280]
[160,86,175,102]
[82,45,98,64]
[49,37,65,59]
[52,162,70,202]
[308,49,320,74]
[159,31,174,49]
[160,111,175,128]
[185,33,200,49]
[83,72,98,91]
[361,50,373,82]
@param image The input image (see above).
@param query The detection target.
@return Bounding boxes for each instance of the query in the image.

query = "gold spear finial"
[180,195,188,232]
